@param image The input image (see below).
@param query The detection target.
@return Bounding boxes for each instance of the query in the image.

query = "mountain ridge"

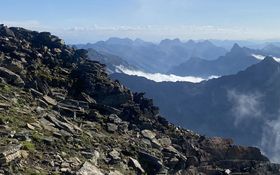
[168,43,260,77]
[112,57,280,163]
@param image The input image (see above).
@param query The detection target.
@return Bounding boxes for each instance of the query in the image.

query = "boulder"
[107,123,118,133]
[108,114,122,124]
[76,161,104,175]
[0,25,15,38]
[141,130,156,140]
[158,137,172,147]
[0,144,22,164]
[0,67,24,87]
[89,150,100,166]
[128,157,145,173]
[43,95,57,106]
[138,151,164,174]
[109,149,121,161]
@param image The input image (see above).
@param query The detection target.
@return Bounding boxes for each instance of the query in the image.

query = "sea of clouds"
[116,65,219,83]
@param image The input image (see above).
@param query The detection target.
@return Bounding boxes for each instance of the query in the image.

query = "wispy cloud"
[227,90,263,126]
[227,90,280,163]
[0,20,42,29]
[261,116,280,163]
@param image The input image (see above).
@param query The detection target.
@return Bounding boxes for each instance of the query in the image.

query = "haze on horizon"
[1,0,280,43]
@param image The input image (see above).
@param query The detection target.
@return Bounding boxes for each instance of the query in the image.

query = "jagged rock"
[107,123,118,133]
[30,88,43,97]
[51,88,67,101]
[118,122,129,132]
[76,161,104,175]
[108,114,122,124]
[186,156,199,167]
[158,137,172,147]
[43,95,57,106]
[138,151,165,174]
[56,99,88,118]
[0,25,15,38]
[81,92,96,104]
[3,59,24,74]
[108,170,123,175]
[128,157,145,173]
[109,149,121,162]
[141,138,152,146]
[43,137,54,145]
[151,138,162,148]
[141,130,156,140]
[14,132,31,141]
[89,150,100,166]
[38,99,49,108]
[26,123,35,130]
[35,106,45,114]
[39,117,59,132]
[0,67,24,86]
[0,102,11,109]
[44,113,75,133]
[0,144,22,164]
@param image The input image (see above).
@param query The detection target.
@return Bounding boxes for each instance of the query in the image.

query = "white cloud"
[261,116,280,163]
[227,90,263,126]
[251,54,280,62]
[251,54,266,60]
[116,65,218,83]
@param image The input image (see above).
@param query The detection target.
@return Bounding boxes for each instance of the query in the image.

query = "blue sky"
[1,0,279,43]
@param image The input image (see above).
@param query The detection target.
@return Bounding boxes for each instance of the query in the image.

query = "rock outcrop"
[0,24,279,174]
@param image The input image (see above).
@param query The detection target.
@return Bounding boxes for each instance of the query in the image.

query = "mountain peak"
[242,56,280,77]
[106,37,133,45]
[263,56,277,61]
[230,43,242,52]
[259,56,279,66]
[159,38,182,45]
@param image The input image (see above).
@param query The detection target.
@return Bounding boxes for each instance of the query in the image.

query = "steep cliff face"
[0,25,279,175]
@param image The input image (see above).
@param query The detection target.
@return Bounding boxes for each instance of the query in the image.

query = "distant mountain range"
[77,38,280,78]
[111,57,280,161]
[168,44,260,77]
[76,38,227,73]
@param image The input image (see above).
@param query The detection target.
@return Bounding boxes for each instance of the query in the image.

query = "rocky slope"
[0,24,279,175]
[84,48,137,74]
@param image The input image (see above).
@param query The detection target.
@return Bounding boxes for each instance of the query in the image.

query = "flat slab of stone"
[76,161,104,175]
[43,95,57,106]
[141,130,156,140]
